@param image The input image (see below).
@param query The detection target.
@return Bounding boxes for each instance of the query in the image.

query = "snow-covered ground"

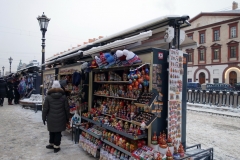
[186,107,240,160]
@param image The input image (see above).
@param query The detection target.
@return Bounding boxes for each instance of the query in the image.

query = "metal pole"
[10,62,12,73]
[3,68,4,76]
[41,30,46,85]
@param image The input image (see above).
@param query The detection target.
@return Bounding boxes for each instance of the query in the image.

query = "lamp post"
[8,57,13,73]
[2,66,4,76]
[37,12,50,84]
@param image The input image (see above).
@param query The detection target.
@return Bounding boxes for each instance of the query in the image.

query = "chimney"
[232,1,238,10]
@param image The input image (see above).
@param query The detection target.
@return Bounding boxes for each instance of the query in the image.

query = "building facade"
[184,1,240,85]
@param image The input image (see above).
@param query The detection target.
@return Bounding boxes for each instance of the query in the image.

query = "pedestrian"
[42,80,69,153]
[6,79,14,105]
[0,78,7,106]
[13,79,20,104]
[18,77,26,99]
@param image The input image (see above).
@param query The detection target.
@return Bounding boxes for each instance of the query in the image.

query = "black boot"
[46,144,54,149]
[54,146,61,153]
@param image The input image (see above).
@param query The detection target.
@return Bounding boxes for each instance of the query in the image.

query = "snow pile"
[20,94,42,104]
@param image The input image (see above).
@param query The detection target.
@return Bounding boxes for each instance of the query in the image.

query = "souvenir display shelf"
[103,139,132,156]
[81,116,102,126]
[79,126,102,139]
[94,94,137,101]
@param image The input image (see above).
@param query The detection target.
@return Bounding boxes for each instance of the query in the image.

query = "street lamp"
[2,66,4,76]
[8,57,13,73]
[37,12,50,84]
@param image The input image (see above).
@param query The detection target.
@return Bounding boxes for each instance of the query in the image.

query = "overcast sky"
[0,0,234,73]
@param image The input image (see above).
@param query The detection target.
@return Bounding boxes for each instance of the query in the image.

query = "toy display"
[79,132,102,157]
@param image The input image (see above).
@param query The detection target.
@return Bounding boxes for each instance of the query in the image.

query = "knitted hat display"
[81,62,89,73]
[104,52,115,68]
[52,80,61,88]
[90,59,98,68]
[60,79,68,87]
[122,49,142,65]
[72,71,81,86]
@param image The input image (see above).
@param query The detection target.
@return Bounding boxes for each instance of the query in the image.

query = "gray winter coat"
[42,88,69,132]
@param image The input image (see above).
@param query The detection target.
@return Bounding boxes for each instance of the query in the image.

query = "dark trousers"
[49,132,62,146]
[0,98,4,105]
[8,98,13,104]
[14,89,20,104]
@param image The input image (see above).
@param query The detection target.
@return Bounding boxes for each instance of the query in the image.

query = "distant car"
[201,83,213,90]
[187,82,201,90]
[234,83,240,91]
[210,83,234,91]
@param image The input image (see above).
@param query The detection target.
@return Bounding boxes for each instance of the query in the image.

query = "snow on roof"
[45,15,186,62]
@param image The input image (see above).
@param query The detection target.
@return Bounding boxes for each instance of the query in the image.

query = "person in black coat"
[7,80,14,105]
[13,79,20,104]
[42,80,69,153]
[0,78,7,106]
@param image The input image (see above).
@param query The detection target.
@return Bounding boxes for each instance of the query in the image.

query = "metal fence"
[187,90,240,108]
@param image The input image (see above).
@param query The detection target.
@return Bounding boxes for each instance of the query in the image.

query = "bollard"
[218,91,223,107]
[226,92,230,107]
[233,92,238,108]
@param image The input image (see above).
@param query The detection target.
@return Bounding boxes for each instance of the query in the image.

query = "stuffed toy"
[104,52,115,68]
[122,49,142,65]
[113,50,126,66]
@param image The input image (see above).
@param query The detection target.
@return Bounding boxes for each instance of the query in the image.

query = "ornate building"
[184,1,240,85]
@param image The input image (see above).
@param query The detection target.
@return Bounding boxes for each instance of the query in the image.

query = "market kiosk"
[42,15,213,160]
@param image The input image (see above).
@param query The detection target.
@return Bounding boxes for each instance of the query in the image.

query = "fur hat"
[52,80,61,88]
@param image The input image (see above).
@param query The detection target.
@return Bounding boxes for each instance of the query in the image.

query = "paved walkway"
[0,99,95,160]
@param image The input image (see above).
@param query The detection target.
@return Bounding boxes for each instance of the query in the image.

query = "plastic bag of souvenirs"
[70,111,81,127]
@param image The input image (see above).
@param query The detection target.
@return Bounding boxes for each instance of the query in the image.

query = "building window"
[214,30,220,41]
[230,46,237,58]
[228,22,238,39]
[188,52,193,62]
[227,40,239,60]
[231,26,237,38]
[212,26,221,42]
[199,49,205,61]
[187,33,194,40]
[213,49,219,59]
[188,79,192,82]
[199,30,206,44]
[200,33,205,44]
[211,43,221,63]
[213,78,219,83]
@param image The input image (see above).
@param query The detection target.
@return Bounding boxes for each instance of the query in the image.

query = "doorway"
[199,72,205,84]
[229,71,237,85]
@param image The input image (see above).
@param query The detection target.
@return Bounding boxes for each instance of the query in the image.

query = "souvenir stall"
[41,15,213,160]
[18,66,42,111]
[58,64,88,130]
[78,47,189,160]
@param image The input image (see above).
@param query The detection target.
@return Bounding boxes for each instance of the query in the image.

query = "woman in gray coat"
[42,80,69,153]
